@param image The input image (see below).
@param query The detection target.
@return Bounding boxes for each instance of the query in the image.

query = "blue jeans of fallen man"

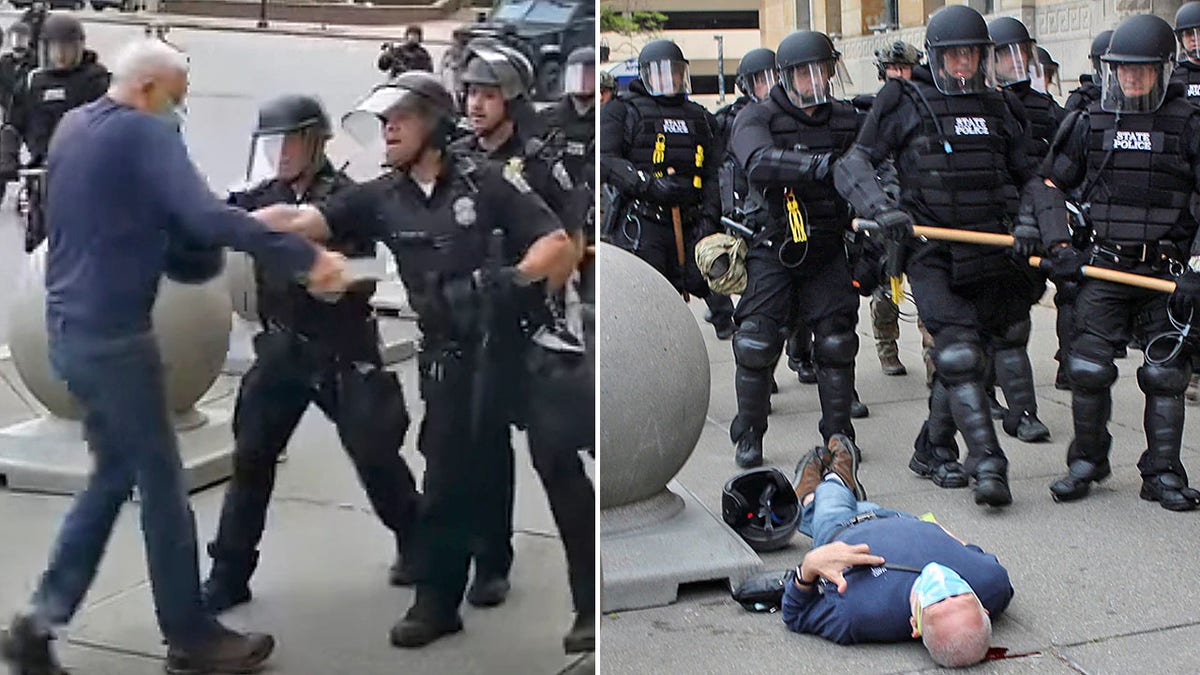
[798,481,910,547]
[30,324,220,648]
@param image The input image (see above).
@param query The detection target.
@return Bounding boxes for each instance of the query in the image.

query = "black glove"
[1041,245,1087,282]
[874,208,914,241]
[644,175,701,206]
[1011,220,1042,259]
[1172,269,1200,306]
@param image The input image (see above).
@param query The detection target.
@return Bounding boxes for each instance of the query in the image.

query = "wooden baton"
[852,219,1179,294]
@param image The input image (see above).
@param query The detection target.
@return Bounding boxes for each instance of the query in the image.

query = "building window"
[966,0,995,15]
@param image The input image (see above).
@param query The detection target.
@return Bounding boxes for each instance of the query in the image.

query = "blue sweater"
[45,97,315,337]
[781,517,1013,644]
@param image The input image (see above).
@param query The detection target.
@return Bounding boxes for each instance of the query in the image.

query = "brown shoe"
[792,446,828,503]
[827,434,866,500]
[165,627,274,675]
[878,350,908,376]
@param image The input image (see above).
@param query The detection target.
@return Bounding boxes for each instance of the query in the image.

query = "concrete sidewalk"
[602,293,1200,674]
[0,344,593,674]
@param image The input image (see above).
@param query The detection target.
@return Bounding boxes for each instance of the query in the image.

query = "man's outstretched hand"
[800,542,886,594]
[305,248,349,294]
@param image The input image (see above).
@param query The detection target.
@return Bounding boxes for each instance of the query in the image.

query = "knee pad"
[813,331,858,368]
[994,318,1032,350]
[932,342,984,385]
[734,318,784,370]
[1066,354,1119,392]
[1138,363,1191,397]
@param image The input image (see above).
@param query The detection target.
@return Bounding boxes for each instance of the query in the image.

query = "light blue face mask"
[913,562,974,611]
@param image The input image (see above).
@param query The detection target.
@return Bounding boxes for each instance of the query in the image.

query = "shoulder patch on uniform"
[503,157,532,193]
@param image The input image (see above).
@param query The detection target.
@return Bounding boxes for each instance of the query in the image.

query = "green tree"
[600,4,667,36]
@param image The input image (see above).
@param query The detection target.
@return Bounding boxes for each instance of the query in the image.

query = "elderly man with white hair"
[0,39,347,675]
[784,436,1013,668]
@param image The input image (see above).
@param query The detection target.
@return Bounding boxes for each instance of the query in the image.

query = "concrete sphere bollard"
[224,250,259,322]
[8,245,234,421]
[598,243,710,508]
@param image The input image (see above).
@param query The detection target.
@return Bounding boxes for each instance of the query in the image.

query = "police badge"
[453,196,477,228]
[503,157,533,193]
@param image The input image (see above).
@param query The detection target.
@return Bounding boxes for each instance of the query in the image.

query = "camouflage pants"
[870,288,935,386]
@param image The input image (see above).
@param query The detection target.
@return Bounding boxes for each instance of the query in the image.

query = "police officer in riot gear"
[451,40,595,630]
[254,72,579,646]
[1174,2,1200,103]
[715,47,776,220]
[599,39,730,338]
[1066,31,1113,113]
[835,4,1029,508]
[1027,14,1200,511]
[541,47,596,189]
[728,30,863,468]
[11,14,108,169]
[0,22,35,196]
[874,40,922,83]
[599,70,615,105]
[201,94,422,612]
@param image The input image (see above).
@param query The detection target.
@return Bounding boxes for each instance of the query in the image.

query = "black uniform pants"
[730,237,860,444]
[408,344,514,620]
[208,326,418,578]
[1067,268,1193,478]
[905,245,1027,474]
[612,215,711,299]
[472,346,597,614]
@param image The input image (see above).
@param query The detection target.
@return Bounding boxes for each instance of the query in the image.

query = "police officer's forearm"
[517,229,574,289]
[834,146,893,218]
[251,203,332,242]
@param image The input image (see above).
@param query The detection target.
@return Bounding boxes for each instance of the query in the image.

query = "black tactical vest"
[1065,81,1101,114]
[545,97,594,184]
[1172,62,1200,105]
[621,89,715,187]
[1085,95,1199,245]
[895,78,1020,232]
[759,89,859,235]
[715,96,750,216]
[1013,85,1058,161]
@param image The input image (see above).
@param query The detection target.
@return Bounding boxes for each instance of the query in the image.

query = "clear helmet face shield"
[781,59,848,108]
[930,44,996,95]
[8,31,29,53]
[245,129,319,185]
[563,61,594,96]
[743,69,778,102]
[342,85,437,169]
[44,40,81,70]
[640,59,691,96]
[994,41,1041,87]
[1180,28,1200,63]
[1101,59,1172,113]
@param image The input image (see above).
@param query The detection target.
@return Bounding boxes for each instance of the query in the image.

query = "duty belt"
[630,198,689,225]
[1091,239,1183,270]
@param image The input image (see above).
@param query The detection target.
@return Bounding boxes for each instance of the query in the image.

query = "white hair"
[111,39,189,86]
[922,604,992,668]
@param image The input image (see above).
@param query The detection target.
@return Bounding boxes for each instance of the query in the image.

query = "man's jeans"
[31,326,220,648]
[798,481,909,547]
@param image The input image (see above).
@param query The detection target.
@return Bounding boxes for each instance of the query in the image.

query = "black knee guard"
[1066,354,1118,392]
[812,330,858,368]
[733,318,784,371]
[1137,363,1191,397]
[932,342,984,386]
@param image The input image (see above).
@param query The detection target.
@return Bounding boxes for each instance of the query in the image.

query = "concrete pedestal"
[0,407,235,495]
[600,480,763,613]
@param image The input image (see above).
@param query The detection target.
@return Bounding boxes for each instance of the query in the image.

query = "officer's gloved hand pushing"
[253,72,577,650]
[784,436,1013,668]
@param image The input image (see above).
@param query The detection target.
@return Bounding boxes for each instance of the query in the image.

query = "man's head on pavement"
[908,563,991,667]
[110,39,189,117]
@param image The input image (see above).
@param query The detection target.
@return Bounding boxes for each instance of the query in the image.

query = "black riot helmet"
[735,47,777,101]
[1177,2,1200,62]
[1037,46,1060,94]
[246,95,332,184]
[343,71,458,168]
[874,40,921,80]
[564,46,595,97]
[6,21,31,53]
[988,16,1039,87]
[460,38,535,101]
[40,13,83,70]
[924,4,996,95]
[1100,13,1177,114]
[637,39,690,97]
[776,30,846,108]
[1089,30,1114,79]
[721,468,799,552]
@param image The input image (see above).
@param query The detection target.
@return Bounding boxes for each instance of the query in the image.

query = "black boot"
[816,366,856,442]
[910,424,968,488]
[466,574,511,608]
[201,546,257,614]
[389,539,416,587]
[563,612,595,653]
[734,428,764,468]
[787,331,818,385]
[995,347,1050,442]
[987,388,1007,420]
[850,389,870,419]
[946,380,1011,507]
[1054,362,1071,391]
[1137,389,1200,511]
[1051,363,1116,502]
[1049,440,1112,502]
[1,613,66,675]
[390,601,464,649]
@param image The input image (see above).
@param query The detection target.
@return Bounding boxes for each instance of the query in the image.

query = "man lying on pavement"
[782,435,1014,668]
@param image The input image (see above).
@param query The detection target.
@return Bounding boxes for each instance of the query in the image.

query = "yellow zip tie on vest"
[653,133,666,165]
[693,145,704,188]
[785,189,806,243]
